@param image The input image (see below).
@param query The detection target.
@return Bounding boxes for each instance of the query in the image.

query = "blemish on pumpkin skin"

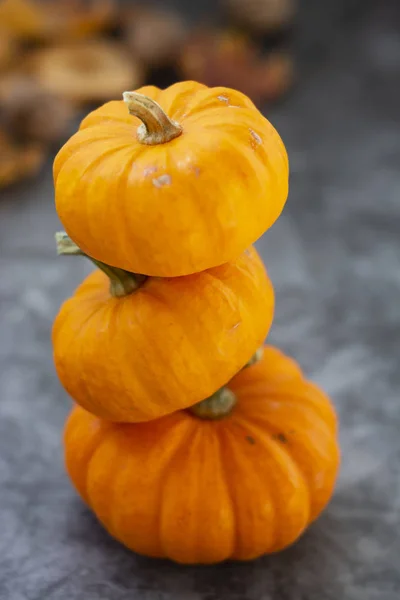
[192,166,201,177]
[218,95,229,104]
[217,95,240,108]
[152,174,172,188]
[144,166,158,177]
[229,322,240,332]
[273,433,288,444]
[246,435,256,445]
[249,129,262,147]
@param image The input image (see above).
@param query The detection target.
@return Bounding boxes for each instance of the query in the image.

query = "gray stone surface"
[1,1,400,598]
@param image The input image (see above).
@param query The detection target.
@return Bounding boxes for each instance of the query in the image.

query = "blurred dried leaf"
[36,0,117,41]
[122,4,188,68]
[0,0,116,42]
[223,0,296,33]
[257,51,294,100]
[0,128,46,189]
[0,0,44,39]
[27,40,143,105]
[0,28,19,71]
[0,75,75,144]
[179,29,293,105]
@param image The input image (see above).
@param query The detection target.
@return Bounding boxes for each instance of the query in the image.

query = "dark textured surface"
[1,1,400,598]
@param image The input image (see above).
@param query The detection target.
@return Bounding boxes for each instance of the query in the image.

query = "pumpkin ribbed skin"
[53,81,288,277]
[64,346,340,564]
[53,246,274,422]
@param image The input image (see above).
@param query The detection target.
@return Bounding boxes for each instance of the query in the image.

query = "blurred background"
[0,0,298,186]
[1,1,400,599]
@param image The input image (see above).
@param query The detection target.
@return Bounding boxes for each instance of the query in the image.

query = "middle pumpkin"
[53,245,274,422]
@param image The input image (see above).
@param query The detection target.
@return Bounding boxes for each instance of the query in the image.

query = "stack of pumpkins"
[52,81,340,564]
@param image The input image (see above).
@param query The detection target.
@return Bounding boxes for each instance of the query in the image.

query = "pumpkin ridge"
[56,142,134,247]
[270,125,289,171]
[53,275,107,333]
[86,115,141,129]
[229,414,311,552]
[65,301,109,412]
[79,428,113,504]
[259,388,338,431]
[183,107,275,166]
[199,269,245,316]
[78,122,139,140]
[261,136,287,224]
[53,292,105,403]
[163,83,213,120]
[229,260,272,304]
[232,380,286,401]
[102,301,133,417]
[184,105,264,127]
[110,417,192,554]
[136,284,220,418]
[54,125,137,180]
[217,427,239,559]
[229,360,304,396]
[185,269,260,386]
[144,82,194,116]
[149,137,220,272]
[213,260,273,349]
[302,382,338,432]
[79,143,146,256]
[238,401,338,522]
[63,409,100,504]
[219,133,274,230]
[57,135,141,192]
[112,145,146,268]
[84,427,122,525]
[194,423,236,561]
[240,393,336,441]
[227,129,275,202]
[54,134,100,184]
[279,429,338,523]
[134,284,216,405]
[220,419,279,557]
[79,101,130,130]
[133,268,248,400]
[157,419,204,559]
[177,155,225,264]
[209,87,257,111]
[178,87,255,121]
[108,300,170,420]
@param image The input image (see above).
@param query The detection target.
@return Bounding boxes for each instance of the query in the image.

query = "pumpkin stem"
[188,347,263,420]
[123,91,183,145]
[189,387,237,420]
[55,232,147,297]
[244,346,264,368]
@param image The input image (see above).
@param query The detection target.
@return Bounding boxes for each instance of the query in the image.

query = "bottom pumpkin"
[64,345,340,564]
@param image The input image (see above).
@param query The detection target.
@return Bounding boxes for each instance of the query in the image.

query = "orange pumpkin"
[64,345,340,564]
[53,239,274,422]
[53,81,288,277]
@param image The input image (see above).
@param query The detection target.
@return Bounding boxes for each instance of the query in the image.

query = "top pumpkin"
[54,81,288,277]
